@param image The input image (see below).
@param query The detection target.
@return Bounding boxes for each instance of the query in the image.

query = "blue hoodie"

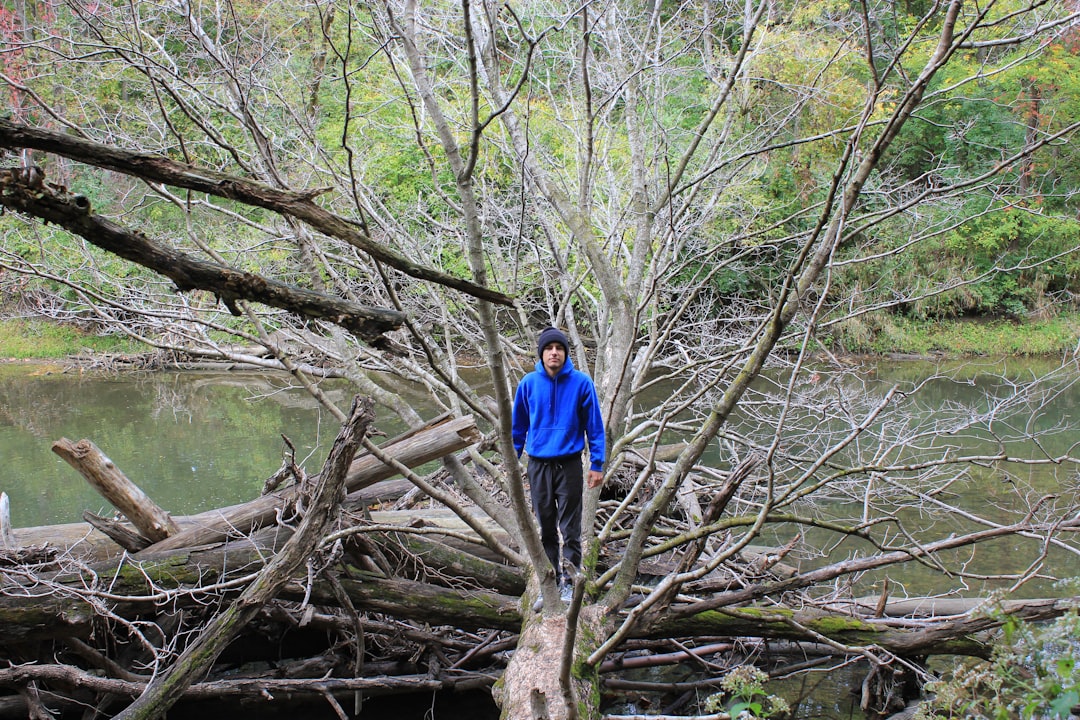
[511,355,606,472]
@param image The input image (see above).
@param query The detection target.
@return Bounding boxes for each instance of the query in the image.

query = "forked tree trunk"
[495,602,610,720]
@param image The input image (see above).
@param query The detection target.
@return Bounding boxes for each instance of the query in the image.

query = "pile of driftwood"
[4,395,1076,720]
[0,398,531,719]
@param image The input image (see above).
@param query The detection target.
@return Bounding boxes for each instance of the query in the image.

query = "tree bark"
[52,438,179,543]
[371,529,525,595]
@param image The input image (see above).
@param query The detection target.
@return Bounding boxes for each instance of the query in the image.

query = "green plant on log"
[917,608,1080,720]
[703,665,791,719]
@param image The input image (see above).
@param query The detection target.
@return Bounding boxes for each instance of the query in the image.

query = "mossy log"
[0,525,523,647]
[4,520,1075,658]
[645,598,1080,659]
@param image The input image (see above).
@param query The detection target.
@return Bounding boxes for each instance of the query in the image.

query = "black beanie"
[537,327,569,359]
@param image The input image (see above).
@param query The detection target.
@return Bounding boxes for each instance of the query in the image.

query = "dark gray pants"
[527,455,583,582]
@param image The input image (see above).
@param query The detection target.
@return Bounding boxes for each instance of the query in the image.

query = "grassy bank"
[0,318,139,360]
[1,313,1077,363]
[834,312,1080,357]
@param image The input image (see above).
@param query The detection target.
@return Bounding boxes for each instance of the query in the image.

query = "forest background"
[2,1,1080,719]
[1,0,1079,361]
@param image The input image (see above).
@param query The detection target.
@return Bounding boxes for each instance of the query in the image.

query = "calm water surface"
[0,364,381,528]
[4,358,1076,530]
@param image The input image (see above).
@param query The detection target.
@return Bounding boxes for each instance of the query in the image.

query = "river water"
[5,358,1076,529]
[1,357,1077,719]
[0,364,377,528]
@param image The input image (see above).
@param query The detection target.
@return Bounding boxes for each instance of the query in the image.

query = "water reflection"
[0,365,371,528]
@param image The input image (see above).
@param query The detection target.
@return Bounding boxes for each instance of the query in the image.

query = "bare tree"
[2,1,1080,718]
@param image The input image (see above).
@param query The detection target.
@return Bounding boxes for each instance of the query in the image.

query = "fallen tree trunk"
[368,529,525,595]
[141,414,482,553]
[9,478,417,565]
[0,118,517,308]
[112,395,376,720]
[0,662,497,713]
[51,438,180,543]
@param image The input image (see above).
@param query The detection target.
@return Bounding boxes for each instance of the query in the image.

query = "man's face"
[541,341,566,377]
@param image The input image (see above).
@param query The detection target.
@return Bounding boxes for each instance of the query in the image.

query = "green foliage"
[3,0,1080,359]
[826,32,1080,322]
[703,665,791,719]
[888,87,1024,185]
[830,312,1080,356]
[829,200,1080,322]
[931,207,1080,318]
[917,609,1080,720]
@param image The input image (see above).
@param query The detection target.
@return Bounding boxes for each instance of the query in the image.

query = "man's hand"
[587,469,604,489]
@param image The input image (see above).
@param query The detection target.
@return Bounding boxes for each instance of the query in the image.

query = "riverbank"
[2,313,1078,364]
[0,317,140,361]
[833,311,1080,357]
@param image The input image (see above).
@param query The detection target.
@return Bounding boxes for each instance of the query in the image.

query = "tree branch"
[0,169,404,343]
[0,118,513,307]
[112,396,375,720]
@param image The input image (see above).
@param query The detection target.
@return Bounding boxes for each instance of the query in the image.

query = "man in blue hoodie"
[512,327,606,602]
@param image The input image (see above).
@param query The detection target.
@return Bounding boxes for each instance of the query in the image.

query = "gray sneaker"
[560,582,573,603]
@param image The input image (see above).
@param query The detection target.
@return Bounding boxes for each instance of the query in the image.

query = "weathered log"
[281,572,521,633]
[644,602,1080,658]
[141,414,482,553]
[52,438,179,542]
[368,507,514,563]
[598,642,735,673]
[0,662,498,709]
[112,396,376,720]
[0,492,12,548]
[82,511,152,552]
[844,595,1045,618]
[0,544,55,567]
[9,477,415,565]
